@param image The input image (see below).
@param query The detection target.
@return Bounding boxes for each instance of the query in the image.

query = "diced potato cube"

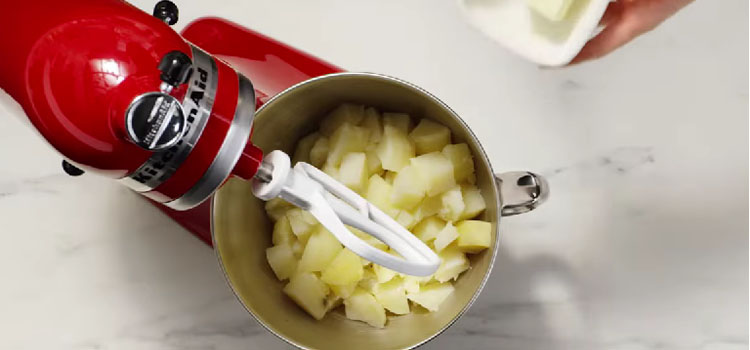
[373,263,397,283]
[395,210,418,230]
[376,125,415,172]
[411,195,442,223]
[412,216,446,242]
[460,185,486,220]
[433,222,459,252]
[419,274,437,285]
[327,123,369,166]
[283,272,330,320]
[438,186,465,222]
[410,152,455,196]
[402,276,421,294]
[266,244,297,280]
[344,288,386,328]
[321,249,364,286]
[383,113,413,134]
[365,174,400,218]
[286,208,318,240]
[384,171,397,184]
[309,137,330,167]
[325,294,343,313]
[292,240,304,259]
[350,226,388,251]
[292,132,320,164]
[373,277,410,315]
[358,268,379,292]
[526,0,575,21]
[403,273,434,288]
[406,282,454,312]
[320,249,364,286]
[391,165,426,210]
[365,147,383,176]
[372,250,405,284]
[442,143,474,183]
[363,107,383,143]
[272,215,296,246]
[331,282,358,299]
[320,103,365,136]
[409,119,451,155]
[321,161,339,179]
[297,227,343,272]
[434,245,470,282]
[456,220,492,253]
[265,198,294,222]
[338,152,368,192]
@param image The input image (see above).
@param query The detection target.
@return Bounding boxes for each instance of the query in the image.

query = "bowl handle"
[495,171,549,217]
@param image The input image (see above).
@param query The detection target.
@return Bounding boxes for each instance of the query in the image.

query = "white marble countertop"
[0,1,747,349]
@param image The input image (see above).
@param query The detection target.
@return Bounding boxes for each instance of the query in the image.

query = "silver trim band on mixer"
[119,45,218,192]
[164,74,256,210]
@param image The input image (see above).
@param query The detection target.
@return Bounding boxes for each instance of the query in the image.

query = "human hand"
[571,0,695,63]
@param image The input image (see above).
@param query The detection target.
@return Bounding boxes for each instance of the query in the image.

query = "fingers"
[570,19,638,63]
[570,0,696,65]
[598,0,625,27]
[570,1,638,64]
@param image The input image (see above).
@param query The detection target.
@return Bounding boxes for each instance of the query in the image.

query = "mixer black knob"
[125,92,186,151]
[62,160,84,176]
[158,51,193,88]
[153,0,179,25]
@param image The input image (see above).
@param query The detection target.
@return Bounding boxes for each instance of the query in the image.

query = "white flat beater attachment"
[251,150,440,276]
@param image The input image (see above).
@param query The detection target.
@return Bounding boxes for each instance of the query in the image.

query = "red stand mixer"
[3,2,553,347]
[2,0,446,275]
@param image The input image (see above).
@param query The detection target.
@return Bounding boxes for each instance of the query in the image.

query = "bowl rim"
[211,71,503,349]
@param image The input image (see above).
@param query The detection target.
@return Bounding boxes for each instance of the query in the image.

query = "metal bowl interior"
[212,72,501,349]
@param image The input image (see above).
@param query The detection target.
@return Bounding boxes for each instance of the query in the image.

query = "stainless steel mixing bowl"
[212,72,548,349]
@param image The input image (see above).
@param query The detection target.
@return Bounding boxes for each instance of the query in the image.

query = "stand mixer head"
[0,0,438,275]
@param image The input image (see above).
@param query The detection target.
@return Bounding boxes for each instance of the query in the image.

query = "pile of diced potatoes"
[263,103,492,328]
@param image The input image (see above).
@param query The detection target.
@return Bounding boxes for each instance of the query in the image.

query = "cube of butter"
[526,0,576,21]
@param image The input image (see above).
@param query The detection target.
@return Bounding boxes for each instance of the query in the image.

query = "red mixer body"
[0,1,340,245]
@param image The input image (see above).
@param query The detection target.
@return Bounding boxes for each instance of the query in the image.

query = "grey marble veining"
[0,0,746,349]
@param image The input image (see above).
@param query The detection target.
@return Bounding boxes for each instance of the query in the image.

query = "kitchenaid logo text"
[141,98,174,146]
[131,66,210,186]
